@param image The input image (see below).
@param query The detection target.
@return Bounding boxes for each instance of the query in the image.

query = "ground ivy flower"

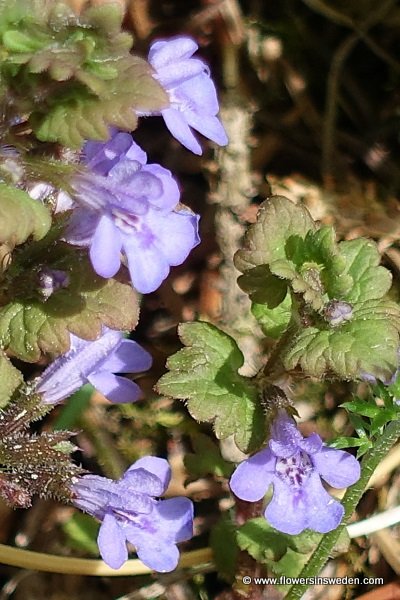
[36,327,152,404]
[71,457,194,571]
[230,410,360,535]
[68,131,200,293]
[147,36,228,155]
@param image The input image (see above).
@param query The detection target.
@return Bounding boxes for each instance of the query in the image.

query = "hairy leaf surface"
[0,184,51,245]
[0,251,139,361]
[156,322,266,453]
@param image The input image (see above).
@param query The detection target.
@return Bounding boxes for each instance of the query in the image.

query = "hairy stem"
[285,419,400,600]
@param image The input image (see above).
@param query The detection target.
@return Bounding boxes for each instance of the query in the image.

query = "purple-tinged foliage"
[37,267,70,300]
[68,131,200,293]
[230,410,360,535]
[72,457,194,571]
[147,36,228,155]
[323,300,353,327]
[36,327,152,405]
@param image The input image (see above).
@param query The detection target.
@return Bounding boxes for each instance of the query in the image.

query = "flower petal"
[149,37,198,70]
[183,110,228,147]
[230,448,276,502]
[265,477,308,535]
[88,371,143,403]
[132,535,180,572]
[122,467,165,497]
[161,108,202,155]
[269,411,303,458]
[90,215,122,278]
[125,140,148,164]
[312,447,360,489]
[145,209,200,266]
[185,110,228,146]
[143,164,180,212]
[156,58,206,88]
[177,73,220,116]
[298,432,323,455]
[98,513,128,569]
[154,497,194,542]
[99,339,152,374]
[303,472,345,533]
[127,457,171,493]
[85,131,136,175]
[65,208,99,246]
[123,234,170,294]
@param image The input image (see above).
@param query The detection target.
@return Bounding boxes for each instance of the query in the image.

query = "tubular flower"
[230,410,360,535]
[36,327,152,404]
[71,457,194,571]
[147,36,228,155]
[68,131,200,293]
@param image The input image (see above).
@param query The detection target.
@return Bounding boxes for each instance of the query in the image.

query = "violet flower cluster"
[72,457,193,572]
[31,36,228,294]
[230,410,360,535]
[67,130,200,294]
[36,327,152,405]
[30,35,228,571]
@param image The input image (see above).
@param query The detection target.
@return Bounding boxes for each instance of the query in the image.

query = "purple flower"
[68,131,200,294]
[230,410,360,535]
[36,327,152,404]
[147,36,228,155]
[71,457,194,571]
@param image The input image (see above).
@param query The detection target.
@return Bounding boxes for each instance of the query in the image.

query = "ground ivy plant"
[0,1,399,597]
[158,196,400,595]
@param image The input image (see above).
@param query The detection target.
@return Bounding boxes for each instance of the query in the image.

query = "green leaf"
[237,265,288,307]
[330,436,372,449]
[0,1,167,148]
[268,530,322,582]
[370,409,399,435]
[236,197,400,380]
[271,548,312,580]
[348,412,371,436]
[251,292,292,339]
[236,518,322,585]
[235,196,317,306]
[0,249,139,361]
[283,297,400,380]
[341,398,380,418]
[338,238,392,302]
[63,513,99,556]
[81,2,124,36]
[210,513,239,582]
[235,199,354,311]
[33,56,167,148]
[184,433,234,479]
[3,30,45,52]
[235,196,316,275]
[156,322,266,453]
[0,351,22,407]
[0,184,51,245]
[237,518,289,565]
